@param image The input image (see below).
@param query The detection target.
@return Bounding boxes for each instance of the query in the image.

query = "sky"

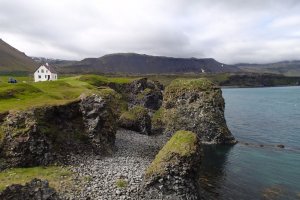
[0,0,300,64]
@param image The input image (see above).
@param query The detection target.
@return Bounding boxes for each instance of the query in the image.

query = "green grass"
[0,166,73,192]
[115,178,128,188]
[151,108,165,128]
[166,78,215,92]
[145,130,198,178]
[0,75,120,113]
[119,105,148,121]
[0,75,33,83]
[79,74,135,86]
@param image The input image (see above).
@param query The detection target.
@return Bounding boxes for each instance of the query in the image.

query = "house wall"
[34,65,58,82]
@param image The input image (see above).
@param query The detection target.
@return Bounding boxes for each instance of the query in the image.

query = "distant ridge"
[58,53,240,74]
[0,39,37,73]
[236,61,300,76]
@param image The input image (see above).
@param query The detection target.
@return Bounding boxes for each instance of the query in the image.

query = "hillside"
[0,39,37,74]
[58,53,240,74]
[237,61,300,76]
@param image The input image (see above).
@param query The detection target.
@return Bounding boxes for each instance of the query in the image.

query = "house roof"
[35,63,57,74]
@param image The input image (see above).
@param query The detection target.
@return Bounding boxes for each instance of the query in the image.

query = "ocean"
[198,86,300,200]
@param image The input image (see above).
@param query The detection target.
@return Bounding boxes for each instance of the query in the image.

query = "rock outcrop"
[163,78,236,144]
[144,130,201,199]
[0,90,119,169]
[119,106,151,135]
[79,75,163,111]
[125,78,163,111]
[0,178,61,200]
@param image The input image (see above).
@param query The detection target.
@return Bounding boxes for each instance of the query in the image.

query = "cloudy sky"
[1,0,300,64]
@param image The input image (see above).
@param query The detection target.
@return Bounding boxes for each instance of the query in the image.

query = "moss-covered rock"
[79,75,163,111]
[151,108,165,134]
[119,106,151,135]
[144,130,201,199]
[0,91,119,169]
[163,78,236,144]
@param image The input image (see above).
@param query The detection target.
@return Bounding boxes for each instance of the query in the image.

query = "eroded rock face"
[0,93,118,169]
[119,106,151,135]
[104,77,163,111]
[0,178,61,200]
[144,130,202,199]
[163,78,236,144]
[80,94,117,152]
[126,78,163,111]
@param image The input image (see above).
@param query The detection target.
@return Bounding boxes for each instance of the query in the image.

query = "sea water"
[198,86,300,200]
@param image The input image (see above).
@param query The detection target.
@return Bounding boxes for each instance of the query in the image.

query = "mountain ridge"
[57,53,240,74]
[0,39,38,73]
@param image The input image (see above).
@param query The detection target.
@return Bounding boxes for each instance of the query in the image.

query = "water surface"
[199,86,300,200]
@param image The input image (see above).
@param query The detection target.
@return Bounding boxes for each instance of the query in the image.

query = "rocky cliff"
[0,90,120,169]
[162,78,236,144]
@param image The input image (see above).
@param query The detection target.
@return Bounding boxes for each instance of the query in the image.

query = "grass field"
[0,166,73,192]
[0,75,136,113]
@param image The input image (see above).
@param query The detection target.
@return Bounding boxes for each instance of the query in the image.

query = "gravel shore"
[63,129,168,200]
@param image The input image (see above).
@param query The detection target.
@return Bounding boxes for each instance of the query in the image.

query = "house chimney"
[46,63,49,66]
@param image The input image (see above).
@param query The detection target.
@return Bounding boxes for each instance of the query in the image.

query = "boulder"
[144,130,201,199]
[163,78,236,144]
[0,178,61,200]
[0,90,119,169]
[119,106,151,135]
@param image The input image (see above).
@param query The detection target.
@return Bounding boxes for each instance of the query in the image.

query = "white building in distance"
[34,63,58,82]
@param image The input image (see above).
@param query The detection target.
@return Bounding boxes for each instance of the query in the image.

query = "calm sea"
[198,86,300,200]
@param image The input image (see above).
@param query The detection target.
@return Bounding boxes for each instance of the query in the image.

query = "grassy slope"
[0,75,135,113]
[0,39,37,73]
[0,166,73,192]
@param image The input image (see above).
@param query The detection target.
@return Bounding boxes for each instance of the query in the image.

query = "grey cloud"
[0,0,300,63]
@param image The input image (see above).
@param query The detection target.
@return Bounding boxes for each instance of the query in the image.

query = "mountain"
[58,53,240,74]
[0,39,38,73]
[31,57,76,66]
[237,61,300,76]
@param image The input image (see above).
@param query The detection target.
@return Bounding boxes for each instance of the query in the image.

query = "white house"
[34,63,58,82]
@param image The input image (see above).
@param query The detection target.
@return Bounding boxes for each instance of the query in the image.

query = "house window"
[38,70,39,73]
[38,75,41,79]
[41,69,44,73]
[46,70,48,73]
[45,75,47,78]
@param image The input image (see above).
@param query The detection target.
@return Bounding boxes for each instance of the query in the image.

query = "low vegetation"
[115,178,128,188]
[0,75,133,113]
[79,74,135,86]
[145,130,198,178]
[119,106,148,122]
[0,166,73,192]
[151,108,165,128]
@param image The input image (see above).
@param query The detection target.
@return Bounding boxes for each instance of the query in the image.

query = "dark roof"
[34,63,57,74]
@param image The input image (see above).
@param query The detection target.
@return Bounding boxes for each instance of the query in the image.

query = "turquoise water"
[199,86,300,199]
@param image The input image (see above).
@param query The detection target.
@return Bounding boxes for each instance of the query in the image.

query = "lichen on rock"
[163,78,236,144]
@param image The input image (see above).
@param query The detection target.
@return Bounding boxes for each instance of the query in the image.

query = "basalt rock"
[163,78,236,144]
[126,78,163,111]
[144,130,201,199]
[119,106,151,135]
[0,178,61,200]
[0,91,119,169]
